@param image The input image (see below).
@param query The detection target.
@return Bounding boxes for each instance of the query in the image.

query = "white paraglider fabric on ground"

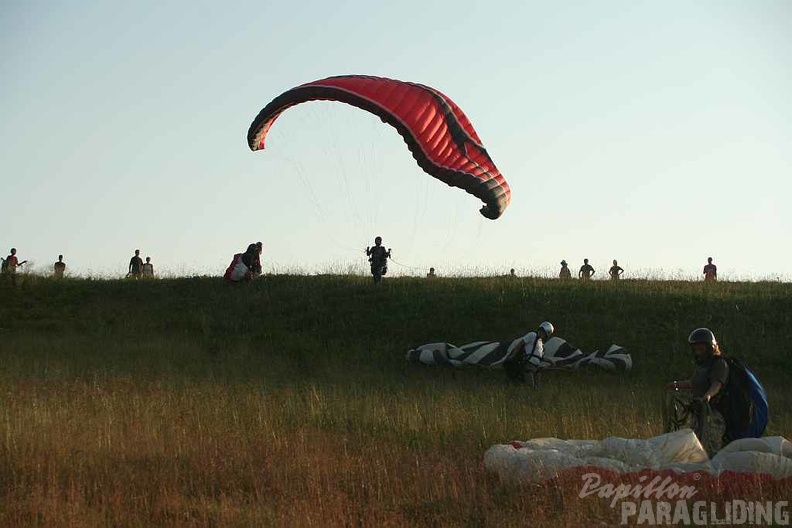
[484,429,792,484]
[406,336,632,372]
[230,260,250,282]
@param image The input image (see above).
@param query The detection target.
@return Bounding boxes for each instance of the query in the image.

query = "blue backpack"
[715,356,769,440]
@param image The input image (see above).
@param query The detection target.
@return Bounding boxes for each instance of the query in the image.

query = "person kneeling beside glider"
[503,321,554,388]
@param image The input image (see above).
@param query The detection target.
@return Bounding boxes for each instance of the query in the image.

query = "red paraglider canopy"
[247,75,511,219]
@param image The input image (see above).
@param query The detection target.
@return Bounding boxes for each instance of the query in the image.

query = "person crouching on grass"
[503,321,554,389]
[227,244,259,283]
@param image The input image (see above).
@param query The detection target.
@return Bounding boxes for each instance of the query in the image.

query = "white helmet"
[539,321,554,338]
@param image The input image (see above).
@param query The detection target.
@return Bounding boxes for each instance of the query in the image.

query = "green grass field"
[0,275,790,526]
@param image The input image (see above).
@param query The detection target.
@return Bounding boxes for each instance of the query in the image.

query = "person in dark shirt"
[365,237,391,283]
[53,255,66,278]
[578,258,595,280]
[703,257,717,282]
[128,249,144,279]
[666,328,729,455]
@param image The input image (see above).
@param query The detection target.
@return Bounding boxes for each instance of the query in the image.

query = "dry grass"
[2,373,789,526]
[0,276,790,526]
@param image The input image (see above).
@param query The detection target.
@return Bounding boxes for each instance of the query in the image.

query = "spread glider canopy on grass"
[247,75,511,219]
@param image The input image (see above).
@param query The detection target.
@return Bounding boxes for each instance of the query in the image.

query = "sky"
[2,1,790,280]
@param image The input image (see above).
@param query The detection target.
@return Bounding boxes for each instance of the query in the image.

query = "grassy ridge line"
[1,275,790,525]
[1,275,791,379]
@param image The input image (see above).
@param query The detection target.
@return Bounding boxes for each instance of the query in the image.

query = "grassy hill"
[0,275,790,525]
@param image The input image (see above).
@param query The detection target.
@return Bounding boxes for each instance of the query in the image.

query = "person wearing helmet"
[503,321,555,387]
[666,328,729,455]
[365,236,391,283]
[670,328,729,402]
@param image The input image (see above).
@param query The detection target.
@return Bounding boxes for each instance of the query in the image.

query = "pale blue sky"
[2,1,790,279]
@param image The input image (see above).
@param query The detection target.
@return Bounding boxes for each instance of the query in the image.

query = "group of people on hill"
[221,241,718,284]
[2,243,721,285]
[222,238,388,284]
[558,258,624,281]
[0,247,161,282]
[424,257,718,283]
[222,236,394,284]
[558,258,716,282]
[127,249,155,279]
[1,248,66,284]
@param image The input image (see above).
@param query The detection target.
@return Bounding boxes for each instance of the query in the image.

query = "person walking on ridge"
[128,249,143,279]
[365,236,392,283]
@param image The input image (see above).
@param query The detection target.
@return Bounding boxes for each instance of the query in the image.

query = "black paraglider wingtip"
[480,204,503,220]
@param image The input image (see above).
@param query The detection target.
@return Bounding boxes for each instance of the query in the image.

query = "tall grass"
[0,275,790,526]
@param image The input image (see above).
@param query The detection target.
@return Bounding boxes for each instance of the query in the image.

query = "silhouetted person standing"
[559,260,571,280]
[2,248,26,285]
[141,257,155,278]
[365,237,391,283]
[53,255,66,278]
[579,258,595,281]
[609,260,624,281]
[703,257,717,282]
[128,249,143,279]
